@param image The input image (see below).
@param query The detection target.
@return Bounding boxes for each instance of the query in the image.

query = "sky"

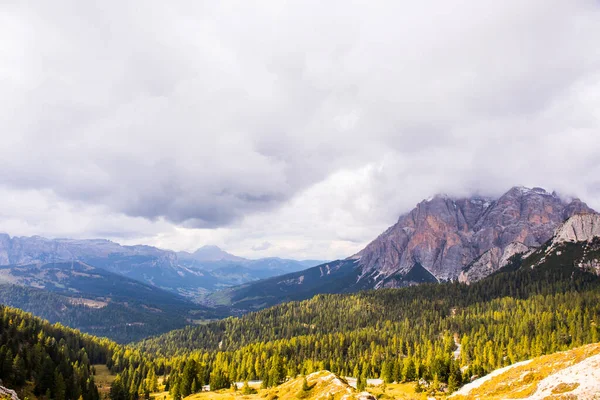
[1,1,600,260]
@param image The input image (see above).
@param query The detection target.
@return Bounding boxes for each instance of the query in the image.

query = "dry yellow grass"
[368,382,428,400]
[179,372,429,400]
[93,364,117,396]
[451,343,600,400]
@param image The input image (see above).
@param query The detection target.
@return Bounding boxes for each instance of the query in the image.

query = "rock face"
[0,385,20,400]
[554,213,600,243]
[459,242,531,283]
[450,342,600,399]
[532,213,600,277]
[354,186,594,285]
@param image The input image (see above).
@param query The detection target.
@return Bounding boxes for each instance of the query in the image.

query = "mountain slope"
[137,248,600,356]
[451,342,600,399]
[256,371,372,400]
[0,236,214,297]
[463,212,600,282]
[0,305,111,400]
[0,261,219,342]
[206,186,595,310]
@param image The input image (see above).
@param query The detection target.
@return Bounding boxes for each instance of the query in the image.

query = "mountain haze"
[0,236,324,298]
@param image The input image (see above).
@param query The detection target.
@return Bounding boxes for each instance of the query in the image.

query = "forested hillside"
[0,285,195,343]
[0,305,161,400]
[127,254,600,397]
[0,305,105,400]
[0,261,224,342]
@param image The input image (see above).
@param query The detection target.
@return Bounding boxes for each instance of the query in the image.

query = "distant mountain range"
[208,186,598,311]
[0,236,325,299]
[0,260,220,342]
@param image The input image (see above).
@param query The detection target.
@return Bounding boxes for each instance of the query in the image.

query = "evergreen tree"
[241,381,256,395]
[12,354,26,385]
[380,361,393,384]
[171,382,181,400]
[357,369,367,391]
[110,377,127,400]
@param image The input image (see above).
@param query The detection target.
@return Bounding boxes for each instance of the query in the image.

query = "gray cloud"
[1,1,600,258]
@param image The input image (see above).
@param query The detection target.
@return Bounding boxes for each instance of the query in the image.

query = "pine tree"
[302,377,310,392]
[296,377,311,399]
[182,359,197,396]
[12,354,26,385]
[402,358,416,382]
[357,369,367,391]
[171,382,181,400]
[54,372,66,400]
[381,361,393,384]
[241,381,256,395]
[110,376,127,400]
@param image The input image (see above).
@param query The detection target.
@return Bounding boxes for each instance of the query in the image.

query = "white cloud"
[0,0,599,259]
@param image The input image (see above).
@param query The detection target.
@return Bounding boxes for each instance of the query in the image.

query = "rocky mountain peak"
[355,186,596,285]
[180,245,245,262]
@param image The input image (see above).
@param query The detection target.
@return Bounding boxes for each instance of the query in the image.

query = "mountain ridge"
[0,235,325,298]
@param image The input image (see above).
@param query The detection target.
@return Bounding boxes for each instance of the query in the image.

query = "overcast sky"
[1,1,600,260]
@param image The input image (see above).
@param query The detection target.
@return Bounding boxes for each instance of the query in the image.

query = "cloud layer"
[1,1,600,259]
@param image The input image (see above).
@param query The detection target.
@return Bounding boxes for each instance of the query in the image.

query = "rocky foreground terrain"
[0,385,19,400]
[452,342,600,399]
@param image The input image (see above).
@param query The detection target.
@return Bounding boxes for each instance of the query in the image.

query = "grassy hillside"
[158,371,424,400]
[451,342,600,399]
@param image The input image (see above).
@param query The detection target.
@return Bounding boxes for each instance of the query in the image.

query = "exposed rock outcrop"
[554,213,600,243]
[0,385,20,400]
[451,342,600,399]
[459,241,532,283]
